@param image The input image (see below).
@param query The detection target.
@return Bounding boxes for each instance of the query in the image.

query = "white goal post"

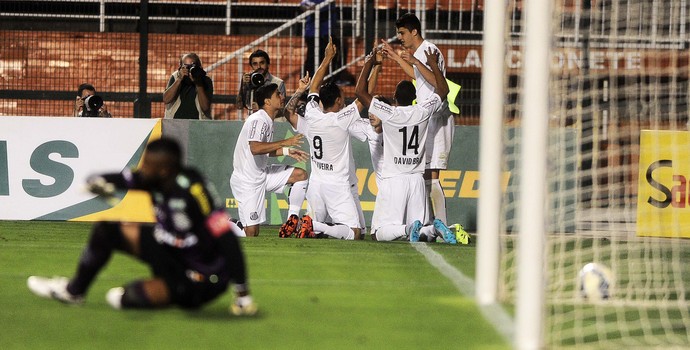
[478,0,690,348]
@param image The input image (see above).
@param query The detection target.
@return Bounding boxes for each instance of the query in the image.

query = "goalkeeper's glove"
[86,176,116,197]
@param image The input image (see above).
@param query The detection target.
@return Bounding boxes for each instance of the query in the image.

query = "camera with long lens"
[82,95,103,117]
[295,100,306,117]
[249,68,265,88]
[241,68,267,111]
[183,64,206,81]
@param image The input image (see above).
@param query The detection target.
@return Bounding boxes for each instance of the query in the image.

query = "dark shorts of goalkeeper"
[139,226,230,309]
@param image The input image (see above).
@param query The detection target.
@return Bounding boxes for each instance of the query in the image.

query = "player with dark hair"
[395,12,423,36]
[381,13,457,241]
[317,82,342,110]
[230,83,310,237]
[356,48,457,243]
[27,137,258,315]
[288,36,379,240]
[393,80,417,106]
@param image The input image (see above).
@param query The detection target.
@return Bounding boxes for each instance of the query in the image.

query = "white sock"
[106,287,124,310]
[235,295,253,307]
[287,180,308,217]
[229,220,246,237]
[313,221,355,240]
[430,179,447,223]
[420,225,436,238]
[373,224,407,241]
[424,179,434,225]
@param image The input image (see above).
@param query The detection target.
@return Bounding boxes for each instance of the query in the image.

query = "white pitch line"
[412,243,514,344]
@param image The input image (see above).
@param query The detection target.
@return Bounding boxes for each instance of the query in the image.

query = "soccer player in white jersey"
[341,62,384,238]
[354,50,386,190]
[230,83,309,237]
[346,112,381,237]
[292,36,378,240]
[292,113,378,239]
[356,47,456,244]
[381,13,454,233]
[365,94,387,185]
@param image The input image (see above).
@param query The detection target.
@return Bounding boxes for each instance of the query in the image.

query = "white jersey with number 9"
[303,93,360,184]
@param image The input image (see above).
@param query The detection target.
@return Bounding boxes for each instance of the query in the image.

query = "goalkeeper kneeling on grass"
[27,138,257,316]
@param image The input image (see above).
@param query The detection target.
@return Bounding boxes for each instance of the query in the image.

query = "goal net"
[498,0,690,348]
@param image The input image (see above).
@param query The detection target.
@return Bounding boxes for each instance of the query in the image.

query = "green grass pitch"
[0,220,509,349]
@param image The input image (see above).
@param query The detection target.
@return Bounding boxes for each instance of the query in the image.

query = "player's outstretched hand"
[375,47,384,65]
[364,50,375,65]
[325,36,337,59]
[400,50,416,65]
[86,176,115,196]
[425,47,440,66]
[286,148,309,163]
[284,133,304,147]
[298,72,311,92]
[379,39,400,61]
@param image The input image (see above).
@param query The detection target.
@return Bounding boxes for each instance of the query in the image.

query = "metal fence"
[0,0,493,120]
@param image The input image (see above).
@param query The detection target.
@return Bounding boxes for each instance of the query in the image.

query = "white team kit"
[414,40,454,170]
[368,94,444,239]
[230,109,294,226]
[292,118,374,232]
[349,117,383,184]
[346,117,383,233]
[296,111,379,233]
[302,93,362,229]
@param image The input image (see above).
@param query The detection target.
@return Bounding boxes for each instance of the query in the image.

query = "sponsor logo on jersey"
[206,211,232,238]
[172,211,192,231]
[176,174,190,189]
[373,100,393,114]
[185,269,205,282]
[338,107,356,121]
[248,119,258,139]
[169,198,186,210]
[190,182,211,215]
[420,96,440,112]
[259,121,270,141]
[153,226,198,248]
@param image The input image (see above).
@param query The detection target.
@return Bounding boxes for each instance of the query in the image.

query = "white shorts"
[230,164,294,226]
[306,179,360,228]
[425,102,454,170]
[371,173,426,232]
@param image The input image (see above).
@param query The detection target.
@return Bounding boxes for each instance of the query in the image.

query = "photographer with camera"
[163,53,213,119]
[235,50,285,117]
[74,83,111,118]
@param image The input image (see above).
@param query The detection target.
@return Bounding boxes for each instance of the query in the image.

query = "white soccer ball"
[577,262,614,301]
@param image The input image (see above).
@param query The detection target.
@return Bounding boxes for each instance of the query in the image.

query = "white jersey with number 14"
[368,94,443,178]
